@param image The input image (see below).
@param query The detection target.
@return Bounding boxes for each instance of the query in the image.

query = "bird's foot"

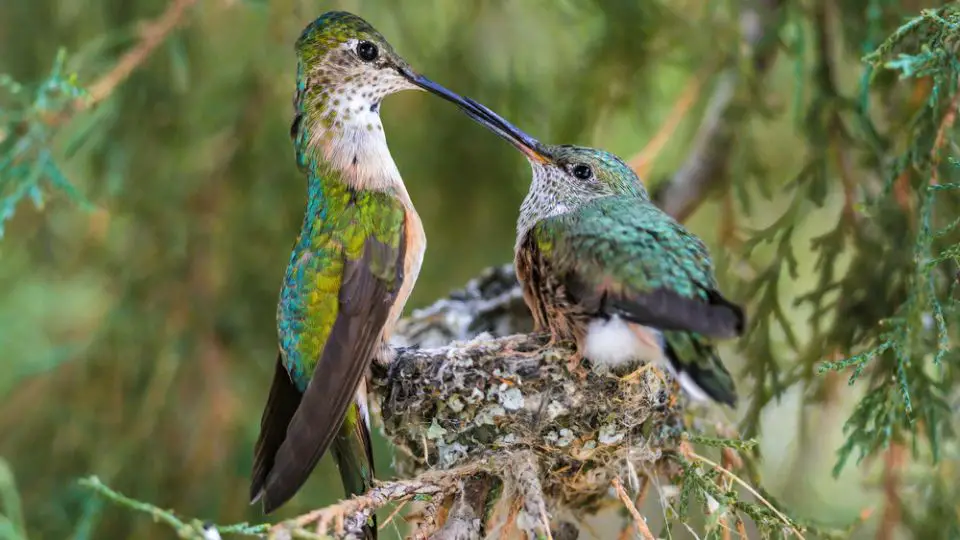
[503,333,558,359]
[566,350,589,380]
[620,362,667,387]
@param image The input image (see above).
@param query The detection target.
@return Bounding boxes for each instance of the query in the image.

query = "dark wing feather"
[568,275,745,338]
[538,196,745,338]
[259,234,405,514]
[250,353,303,503]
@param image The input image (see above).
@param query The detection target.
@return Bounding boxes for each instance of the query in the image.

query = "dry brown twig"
[268,463,487,539]
[877,444,905,540]
[929,74,960,186]
[628,63,713,179]
[612,477,655,540]
[66,0,200,116]
[651,0,784,223]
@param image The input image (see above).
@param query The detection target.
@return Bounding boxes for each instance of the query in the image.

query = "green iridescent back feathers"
[529,183,743,405]
[534,196,718,303]
[277,168,404,389]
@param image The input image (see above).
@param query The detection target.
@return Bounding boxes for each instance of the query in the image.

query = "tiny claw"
[620,362,667,387]
[566,350,589,380]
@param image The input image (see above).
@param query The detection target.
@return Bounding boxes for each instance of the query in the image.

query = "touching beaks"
[457,96,550,164]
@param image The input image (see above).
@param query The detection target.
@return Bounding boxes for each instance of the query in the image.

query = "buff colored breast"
[381,205,425,342]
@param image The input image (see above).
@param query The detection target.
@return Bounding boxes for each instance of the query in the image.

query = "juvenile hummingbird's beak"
[456,97,550,164]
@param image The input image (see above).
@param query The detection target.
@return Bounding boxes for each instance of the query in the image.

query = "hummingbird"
[249,11,477,525]
[455,98,745,405]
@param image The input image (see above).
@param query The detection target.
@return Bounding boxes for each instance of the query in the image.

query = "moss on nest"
[371,332,684,513]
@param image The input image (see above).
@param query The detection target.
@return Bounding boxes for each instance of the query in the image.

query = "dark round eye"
[357,41,379,62]
[572,163,593,180]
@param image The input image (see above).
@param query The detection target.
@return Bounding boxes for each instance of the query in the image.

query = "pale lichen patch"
[499,387,525,411]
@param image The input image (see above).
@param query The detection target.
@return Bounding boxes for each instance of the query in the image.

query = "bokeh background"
[2,0,958,538]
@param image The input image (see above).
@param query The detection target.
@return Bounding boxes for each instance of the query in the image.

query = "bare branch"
[508,451,553,539]
[652,0,785,222]
[269,464,487,540]
[612,477,655,540]
[80,0,201,110]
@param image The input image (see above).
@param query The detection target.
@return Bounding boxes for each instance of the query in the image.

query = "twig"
[408,497,443,539]
[688,452,804,539]
[80,0,201,110]
[929,75,960,186]
[273,463,487,538]
[877,444,904,540]
[628,64,713,179]
[612,477,655,540]
[378,501,409,532]
[508,451,553,540]
[735,518,749,539]
[618,474,651,540]
[79,476,269,539]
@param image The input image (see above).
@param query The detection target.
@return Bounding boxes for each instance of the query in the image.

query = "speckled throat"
[291,42,418,198]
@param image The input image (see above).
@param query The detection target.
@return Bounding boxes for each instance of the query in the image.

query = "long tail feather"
[663,332,737,407]
[331,399,377,539]
[250,354,303,505]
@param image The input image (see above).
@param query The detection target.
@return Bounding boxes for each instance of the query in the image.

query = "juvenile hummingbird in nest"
[249,11,476,527]
[456,98,745,406]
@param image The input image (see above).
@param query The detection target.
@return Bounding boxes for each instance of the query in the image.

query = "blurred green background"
[1,0,954,538]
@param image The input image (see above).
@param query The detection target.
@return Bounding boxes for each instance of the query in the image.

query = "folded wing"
[534,196,745,339]
[257,223,406,514]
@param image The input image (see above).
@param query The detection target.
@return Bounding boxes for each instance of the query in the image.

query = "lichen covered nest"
[371,333,684,512]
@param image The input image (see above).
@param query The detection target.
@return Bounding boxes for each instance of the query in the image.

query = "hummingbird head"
[457,97,649,239]
[292,12,470,185]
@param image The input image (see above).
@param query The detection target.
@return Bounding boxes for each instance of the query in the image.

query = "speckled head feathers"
[456,96,648,201]
[290,11,475,183]
[534,145,649,199]
[295,12,406,74]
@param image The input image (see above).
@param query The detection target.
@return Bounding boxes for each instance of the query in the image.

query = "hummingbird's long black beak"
[396,66,548,163]
[397,66,483,119]
[400,69,467,105]
[455,97,550,164]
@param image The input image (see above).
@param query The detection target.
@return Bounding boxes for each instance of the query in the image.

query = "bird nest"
[370,332,684,514]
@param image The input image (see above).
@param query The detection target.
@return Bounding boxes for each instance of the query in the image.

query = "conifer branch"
[79,476,269,539]
[79,265,802,539]
[0,0,202,237]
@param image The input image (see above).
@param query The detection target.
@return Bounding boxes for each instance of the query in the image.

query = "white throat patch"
[301,40,418,194]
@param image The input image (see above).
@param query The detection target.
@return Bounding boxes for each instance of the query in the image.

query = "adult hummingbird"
[249,11,476,525]
[455,98,745,405]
